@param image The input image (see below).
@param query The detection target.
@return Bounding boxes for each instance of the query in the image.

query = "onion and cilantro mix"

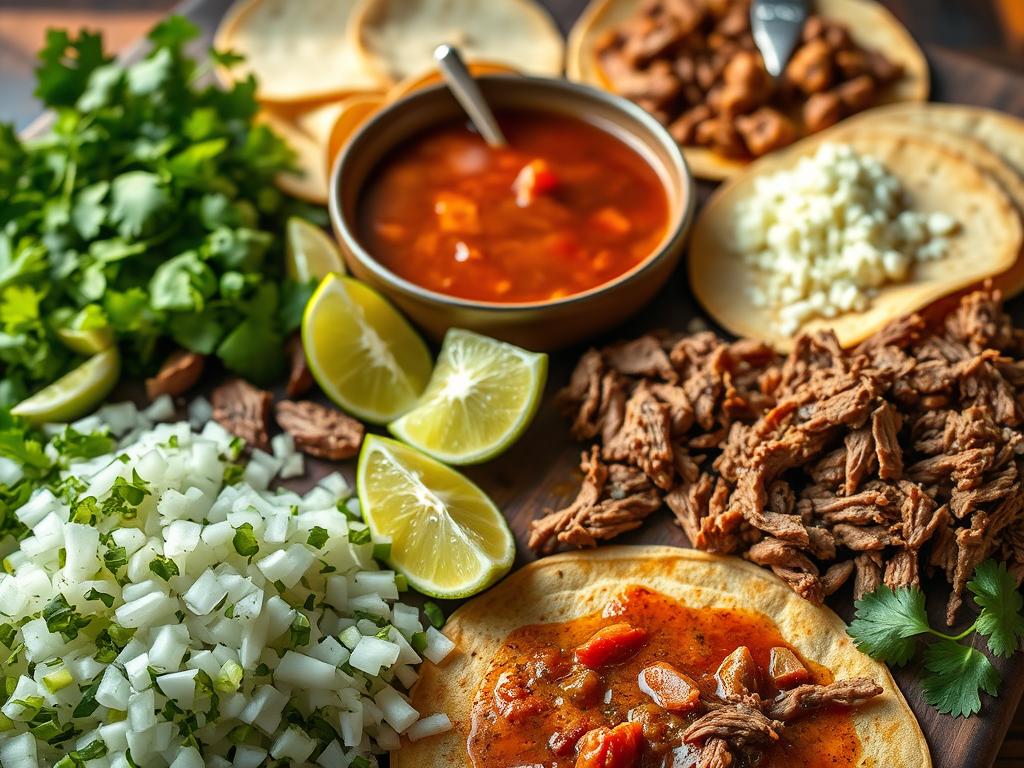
[0,16,317,406]
[0,406,453,767]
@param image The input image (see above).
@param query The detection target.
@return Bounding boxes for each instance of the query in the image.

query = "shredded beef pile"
[532,289,1024,623]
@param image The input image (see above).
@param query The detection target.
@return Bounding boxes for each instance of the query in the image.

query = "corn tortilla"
[351,0,564,84]
[394,546,931,767]
[215,0,386,104]
[688,128,1022,350]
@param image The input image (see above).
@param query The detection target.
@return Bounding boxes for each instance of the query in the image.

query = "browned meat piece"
[871,403,903,479]
[622,15,689,67]
[821,560,855,596]
[715,646,759,699]
[843,427,875,494]
[212,378,272,450]
[670,104,714,144]
[684,705,782,748]
[835,75,877,111]
[833,524,896,551]
[785,39,834,94]
[695,118,748,158]
[766,678,883,721]
[884,549,919,589]
[950,464,1017,519]
[697,739,734,768]
[809,488,892,515]
[559,666,602,708]
[285,333,314,399]
[609,60,683,108]
[649,383,695,435]
[604,383,676,489]
[275,400,365,460]
[735,108,797,156]
[146,350,204,401]
[768,647,810,689]
[604,335,677,381]
[803,91,843,133]
[853,552,883,600]
[528,448,662,554]
[746,538,822,602]
[906,448,993,486]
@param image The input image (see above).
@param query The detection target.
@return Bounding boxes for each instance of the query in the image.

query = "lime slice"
[55,326,115,355]
[11,347,120,424]
[357,435,515,598]
[286,216,346,282]
[389,329,547,465]
[302,274,432,424]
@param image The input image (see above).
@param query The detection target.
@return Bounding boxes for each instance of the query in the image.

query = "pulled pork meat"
[212,378,272,450]
[538,288,1024,623]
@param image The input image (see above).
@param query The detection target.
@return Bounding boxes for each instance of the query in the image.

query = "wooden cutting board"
[134,0,1024,765]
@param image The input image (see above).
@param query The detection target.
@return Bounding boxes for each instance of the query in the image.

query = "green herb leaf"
[921,639,1000,718]
[847,585,930,665]
[307,526,329,549]
[149,555,180,581]
[232,522,259,558]
[423,601,445,629]
[289,613,311,647]
[348,526,371,545]
[968,559,1024,658]
[84,588,114,608]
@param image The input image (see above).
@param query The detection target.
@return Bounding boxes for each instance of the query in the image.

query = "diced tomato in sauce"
[575,623,648,669]
[513,158,560,207]
[574,722,644,768]
[637,662,701,713]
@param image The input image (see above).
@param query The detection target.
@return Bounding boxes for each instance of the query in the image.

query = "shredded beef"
[146,349,204,401]
[683,705,782,748]
[539,287,1024,623]
[766,678,883,721]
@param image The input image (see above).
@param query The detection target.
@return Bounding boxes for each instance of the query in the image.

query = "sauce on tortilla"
[467,585,863,768]
[357,110,669,303]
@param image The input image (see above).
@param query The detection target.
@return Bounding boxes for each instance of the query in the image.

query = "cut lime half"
[302,274,432,424]
[389,329,547,464]
[357,435,515,598]
[286,216,345,283]
[12,347,121,424]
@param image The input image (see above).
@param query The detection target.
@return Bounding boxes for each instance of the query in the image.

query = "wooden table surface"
[4,1,1024,765]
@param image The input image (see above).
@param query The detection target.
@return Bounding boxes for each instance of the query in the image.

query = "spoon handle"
[433,44,508,148]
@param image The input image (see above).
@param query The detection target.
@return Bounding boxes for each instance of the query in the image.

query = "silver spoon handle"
[433,44,508,148]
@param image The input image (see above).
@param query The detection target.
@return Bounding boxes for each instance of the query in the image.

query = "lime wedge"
[389,329,547,464]
[302,274,432,424]
[11,347,120,424]
[286,216,345,282]
[357,435,515,598]
[55,326,115,355]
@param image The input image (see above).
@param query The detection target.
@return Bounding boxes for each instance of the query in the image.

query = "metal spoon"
[433,44,508,147]
[750,0,809,78]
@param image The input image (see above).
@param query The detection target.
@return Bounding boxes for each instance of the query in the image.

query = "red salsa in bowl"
[356,110,670,304]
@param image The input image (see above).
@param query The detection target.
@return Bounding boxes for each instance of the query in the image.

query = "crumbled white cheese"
[735,143,960,335]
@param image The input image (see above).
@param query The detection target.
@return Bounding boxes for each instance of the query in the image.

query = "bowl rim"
[329,73,696,313]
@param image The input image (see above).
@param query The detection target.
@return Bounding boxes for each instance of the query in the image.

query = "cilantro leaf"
[921,639,1000,718]
[109,171,173,239]
[968,559,1024,658]
[847,586,931,665]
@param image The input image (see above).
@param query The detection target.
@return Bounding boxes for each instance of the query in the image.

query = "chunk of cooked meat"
[683,704,782,748]
[211,377,272,450]
[274,400,365,460]
[638,662,702,713]
[715,646,759,699]
[146,349,204,401]
[766,678,883,721]
[767,647,810,689]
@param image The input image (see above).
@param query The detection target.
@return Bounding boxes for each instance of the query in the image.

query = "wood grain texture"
[6,0,1024,765]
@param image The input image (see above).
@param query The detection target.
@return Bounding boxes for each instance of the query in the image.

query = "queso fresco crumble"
[735,142,959,334]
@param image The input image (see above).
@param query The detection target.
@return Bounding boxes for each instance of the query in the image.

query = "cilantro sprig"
[0,17,319,405]
[848,560,1024,717]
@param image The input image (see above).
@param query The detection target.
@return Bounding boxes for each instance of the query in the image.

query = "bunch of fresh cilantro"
[848,560,1024,717]
[0,16,317,405]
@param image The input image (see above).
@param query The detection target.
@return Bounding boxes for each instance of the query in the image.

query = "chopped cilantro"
[307,526,329,549]
[348,526,371,545]
[149,555,180,581]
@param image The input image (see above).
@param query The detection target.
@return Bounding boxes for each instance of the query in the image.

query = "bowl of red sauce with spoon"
[330,74,694,350]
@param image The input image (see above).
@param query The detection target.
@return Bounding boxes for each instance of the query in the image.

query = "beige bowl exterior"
[329,75,694,351]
